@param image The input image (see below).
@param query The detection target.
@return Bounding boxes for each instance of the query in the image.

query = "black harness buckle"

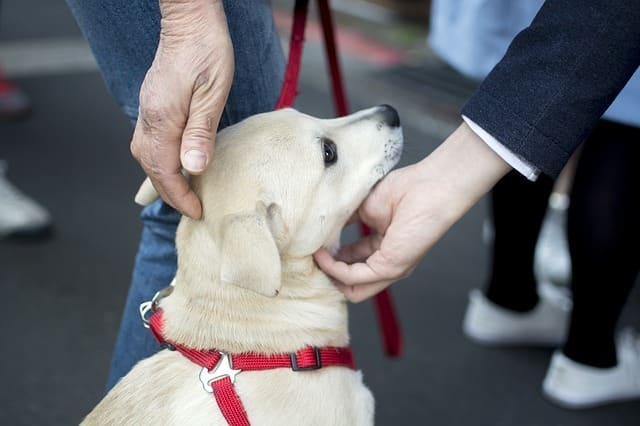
[290,347,322,371]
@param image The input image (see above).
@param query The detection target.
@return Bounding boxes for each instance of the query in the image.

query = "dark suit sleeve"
[461,0,640,178]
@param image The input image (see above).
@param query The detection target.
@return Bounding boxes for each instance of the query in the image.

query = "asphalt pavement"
[1,1,639,425]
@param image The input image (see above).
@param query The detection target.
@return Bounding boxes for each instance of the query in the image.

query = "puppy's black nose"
[376,104,400,127]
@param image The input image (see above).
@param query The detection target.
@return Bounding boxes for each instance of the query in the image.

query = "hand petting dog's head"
[136,106,403,296]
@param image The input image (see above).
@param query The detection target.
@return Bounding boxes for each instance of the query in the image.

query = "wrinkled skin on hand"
[130,0,234,219]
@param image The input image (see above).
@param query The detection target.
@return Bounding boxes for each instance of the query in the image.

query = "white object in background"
[535,192,571,288]
[0,160,51,238]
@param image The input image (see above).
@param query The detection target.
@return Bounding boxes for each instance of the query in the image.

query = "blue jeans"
[65,0,285,390]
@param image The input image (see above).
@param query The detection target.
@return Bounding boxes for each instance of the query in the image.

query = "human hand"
[314,123,511,302]
[130,0,234,219]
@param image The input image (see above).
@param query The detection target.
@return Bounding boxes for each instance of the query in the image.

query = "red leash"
[274,0,308,109]
[276,0,403,357]
[316,0,349,116]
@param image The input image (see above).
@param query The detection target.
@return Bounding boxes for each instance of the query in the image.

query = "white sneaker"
[463,284,571,347]
[0,160,51,238]
[543,329,640,409]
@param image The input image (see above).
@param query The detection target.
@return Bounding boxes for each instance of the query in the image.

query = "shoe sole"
[543,388,640,410]
[2,223,53,240]
[465,331,564,348]
[464,328,564,348]
[0,105,32,122]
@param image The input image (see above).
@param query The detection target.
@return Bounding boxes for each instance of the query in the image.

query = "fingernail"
[184,150,207,172]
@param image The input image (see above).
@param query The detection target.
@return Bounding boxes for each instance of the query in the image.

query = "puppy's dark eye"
[322,139,338,166]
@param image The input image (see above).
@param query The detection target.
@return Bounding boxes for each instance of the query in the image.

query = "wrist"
[417,122,511,224]
[160,0,222,13]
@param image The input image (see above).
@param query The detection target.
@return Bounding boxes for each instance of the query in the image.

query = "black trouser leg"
[563,120,640,368]
[485,170,554,312]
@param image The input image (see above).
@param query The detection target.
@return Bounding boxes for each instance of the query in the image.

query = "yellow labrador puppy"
[84,106,403,425]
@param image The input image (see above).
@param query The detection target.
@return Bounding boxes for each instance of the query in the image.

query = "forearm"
[462,0,640,177]
[415,122,511,227]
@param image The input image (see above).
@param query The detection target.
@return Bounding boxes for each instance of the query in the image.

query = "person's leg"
[464,169,570,346]
[542,120,640,408]
[533,149,581,289]
[64,0,161,122]
[65,0,284,389]
[563,119,640,368]
[66,0,284,125]
[486,170,555,311]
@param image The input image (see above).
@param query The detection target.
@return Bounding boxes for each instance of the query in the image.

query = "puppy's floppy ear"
[219,202,288,297]
[134,171,191,206]
[134,178,160,206]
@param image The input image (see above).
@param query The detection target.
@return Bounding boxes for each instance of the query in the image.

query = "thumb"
[180,75,230,174]
[180,112,216,175]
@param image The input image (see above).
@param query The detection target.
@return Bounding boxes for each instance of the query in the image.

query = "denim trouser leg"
[65,0,285,390]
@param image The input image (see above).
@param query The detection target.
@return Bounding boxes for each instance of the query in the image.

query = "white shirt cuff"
[462,115,540,181]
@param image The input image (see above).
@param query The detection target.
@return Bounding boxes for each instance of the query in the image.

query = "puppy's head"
[138,106,403,296]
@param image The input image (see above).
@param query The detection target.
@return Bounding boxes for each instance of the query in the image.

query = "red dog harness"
[148,310,355,426]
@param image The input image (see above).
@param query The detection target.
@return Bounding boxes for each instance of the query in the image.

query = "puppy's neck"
[159,247,349,354]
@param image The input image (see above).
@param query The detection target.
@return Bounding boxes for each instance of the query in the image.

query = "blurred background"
[0,0,638,424]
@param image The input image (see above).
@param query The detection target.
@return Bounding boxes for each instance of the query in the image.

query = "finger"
[334,233,382,264]
[132,109,203,219]
[180,103,214,175]
[334,281,393,303]
[313,248,385,286]
[181,67,233,175]
[150,171,202,219]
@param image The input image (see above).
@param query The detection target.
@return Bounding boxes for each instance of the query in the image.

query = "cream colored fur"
[83,107,403,425]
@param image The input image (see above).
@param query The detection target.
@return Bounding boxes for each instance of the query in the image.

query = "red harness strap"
[276,0,403,358]
[149,311,355,426]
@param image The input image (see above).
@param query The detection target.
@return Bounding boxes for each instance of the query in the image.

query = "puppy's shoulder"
[82,351,212,425]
